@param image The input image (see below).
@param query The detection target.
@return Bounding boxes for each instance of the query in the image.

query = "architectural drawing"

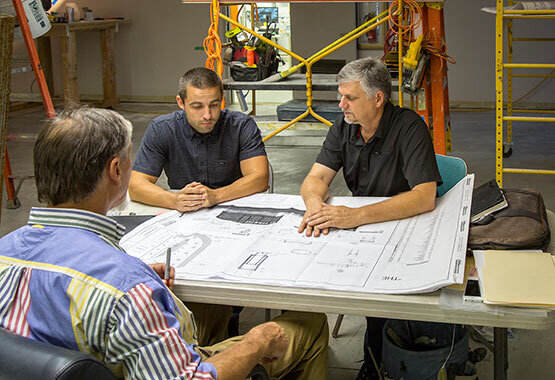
[121,175,474,294]
[239,252,268,271]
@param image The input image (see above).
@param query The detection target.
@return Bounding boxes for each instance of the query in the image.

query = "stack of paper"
[474,250,555,308]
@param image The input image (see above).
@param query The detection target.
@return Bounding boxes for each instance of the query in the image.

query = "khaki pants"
[185,302,233,347]
[196,311,329,380]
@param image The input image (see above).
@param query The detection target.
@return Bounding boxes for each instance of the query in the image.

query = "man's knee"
[313,312,329,336]
[276,311,329,342]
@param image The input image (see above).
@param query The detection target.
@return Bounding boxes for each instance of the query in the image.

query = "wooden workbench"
[37,20,127,107]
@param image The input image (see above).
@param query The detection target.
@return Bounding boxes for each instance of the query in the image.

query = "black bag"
[229,43,281,82]
[468,188,551,250]
[382,321,476,380]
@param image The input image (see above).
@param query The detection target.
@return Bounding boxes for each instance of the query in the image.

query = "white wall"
[290,2,356,62]
[290,2,356,100]
[12,0,213,100]
[10,0,555,106]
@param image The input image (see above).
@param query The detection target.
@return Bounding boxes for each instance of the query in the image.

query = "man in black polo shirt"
[130,67,268,213]
[298,57,442,380]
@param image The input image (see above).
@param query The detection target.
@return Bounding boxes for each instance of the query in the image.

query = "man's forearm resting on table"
[352,181,437,226]
[129,171,179,209]
[300,163,337,210]
[299,169,335,236]
[208,169,268,206]
[199,155,269,208]
[303,181,437,234]
[129,156,269,211]
[301,174,330,209]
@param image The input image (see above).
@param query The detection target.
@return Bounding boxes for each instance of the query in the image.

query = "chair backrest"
[0,328,115,380]
[435,154,468,197]
[0,326,269,380]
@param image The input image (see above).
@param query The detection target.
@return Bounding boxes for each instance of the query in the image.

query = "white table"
[113,198,555,380]
[171,279,553,380]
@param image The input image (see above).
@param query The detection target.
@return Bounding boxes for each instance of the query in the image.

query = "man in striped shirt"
[0,107,328,380]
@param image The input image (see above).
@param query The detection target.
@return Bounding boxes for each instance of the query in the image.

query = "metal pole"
[493,327,508,380]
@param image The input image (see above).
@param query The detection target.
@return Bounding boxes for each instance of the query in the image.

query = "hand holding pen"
[164,247,172,285]
[148,248,175,289]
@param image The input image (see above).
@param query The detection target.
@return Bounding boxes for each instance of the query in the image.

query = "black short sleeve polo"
[316,102,442,197]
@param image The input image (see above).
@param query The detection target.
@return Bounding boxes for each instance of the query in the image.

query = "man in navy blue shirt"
[130,67,268,213]
[130,67,269,346]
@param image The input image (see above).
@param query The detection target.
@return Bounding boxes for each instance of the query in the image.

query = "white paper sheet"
[121,175,474,294]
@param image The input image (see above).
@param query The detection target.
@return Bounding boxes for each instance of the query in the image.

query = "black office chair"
[0,328,269,380]
[0,328,115,380]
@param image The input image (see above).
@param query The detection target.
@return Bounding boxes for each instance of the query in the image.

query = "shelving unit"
[495,0,555,187]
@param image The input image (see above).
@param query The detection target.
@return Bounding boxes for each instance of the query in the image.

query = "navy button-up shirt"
[133,109,266,189]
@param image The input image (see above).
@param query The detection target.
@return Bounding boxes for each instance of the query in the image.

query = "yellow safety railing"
[219,9,392,142]
[503,116,555,122]
[511,109,555,114]
[504,63,555,68]
[504,9,555,18]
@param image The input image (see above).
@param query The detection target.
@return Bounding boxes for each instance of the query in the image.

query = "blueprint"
[121,174,474,294]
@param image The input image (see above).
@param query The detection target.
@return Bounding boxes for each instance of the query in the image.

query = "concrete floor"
[2,102,555,379]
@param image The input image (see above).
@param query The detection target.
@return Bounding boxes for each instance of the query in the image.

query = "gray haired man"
[298,57,442,380]
[0,107,329,380]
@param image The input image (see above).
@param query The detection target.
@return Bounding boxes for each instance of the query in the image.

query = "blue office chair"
[331,154,468,339]
[435,154,468,197]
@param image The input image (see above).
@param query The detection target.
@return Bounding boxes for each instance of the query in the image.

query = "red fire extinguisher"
[364,12,377,43]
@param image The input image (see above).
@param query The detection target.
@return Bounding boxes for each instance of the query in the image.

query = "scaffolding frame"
[495,0,555,187]
[217,7,391,142]
[187,0,451,153]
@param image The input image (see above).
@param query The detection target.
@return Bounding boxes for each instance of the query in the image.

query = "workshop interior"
[1,1,554,380]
